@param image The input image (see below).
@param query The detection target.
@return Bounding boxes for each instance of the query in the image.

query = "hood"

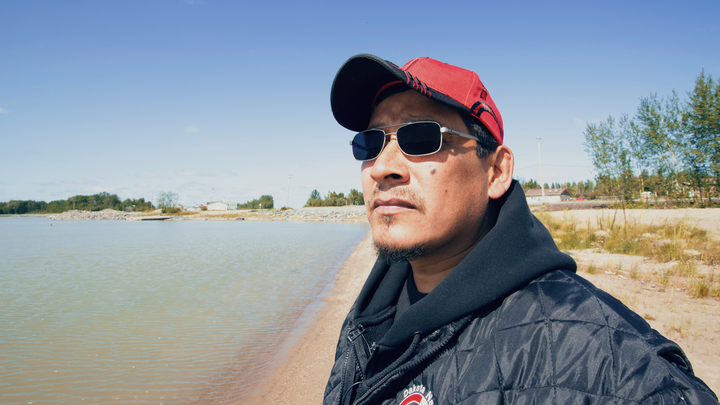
[351,180,577,348]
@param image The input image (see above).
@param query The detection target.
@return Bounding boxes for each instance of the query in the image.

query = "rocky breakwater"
[270,206,367,222]
[48,209,142,221]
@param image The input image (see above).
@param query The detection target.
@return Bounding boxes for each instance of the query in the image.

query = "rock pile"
[273,206,366,222]
[49,209,141,221]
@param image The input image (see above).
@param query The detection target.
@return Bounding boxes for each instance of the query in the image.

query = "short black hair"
[373,85,499,159]
[461,115,499,159]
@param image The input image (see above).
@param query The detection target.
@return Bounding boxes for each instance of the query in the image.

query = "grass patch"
[535,210,720,300]
[212,212,246,219]
[536,211,720,264]
[630,263,640,279]
[690,277,711,298]
[152,210,201,216]
[535,211,596,250]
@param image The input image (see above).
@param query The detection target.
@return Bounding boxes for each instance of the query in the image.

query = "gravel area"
[48,209,141,220]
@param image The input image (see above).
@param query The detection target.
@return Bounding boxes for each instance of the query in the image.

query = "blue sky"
[1,0,719,208]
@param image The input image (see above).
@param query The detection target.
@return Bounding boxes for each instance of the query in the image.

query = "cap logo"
[403,72,432,98]
[470,101,487,117]
[480,89,487,100]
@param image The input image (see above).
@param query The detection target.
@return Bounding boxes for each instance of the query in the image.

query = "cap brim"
[330,54,408,132]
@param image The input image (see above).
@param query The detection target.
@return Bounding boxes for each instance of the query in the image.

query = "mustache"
[369,186,425,212]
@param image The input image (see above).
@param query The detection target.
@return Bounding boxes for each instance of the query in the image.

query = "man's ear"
[487,146,514,199]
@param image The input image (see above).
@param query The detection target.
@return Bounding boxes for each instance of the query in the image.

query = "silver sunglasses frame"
[349,121,478,161]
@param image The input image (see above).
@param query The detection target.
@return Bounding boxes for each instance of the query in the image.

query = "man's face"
[362,90,494,265]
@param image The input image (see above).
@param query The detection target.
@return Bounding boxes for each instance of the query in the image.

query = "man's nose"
[369,135,410,183]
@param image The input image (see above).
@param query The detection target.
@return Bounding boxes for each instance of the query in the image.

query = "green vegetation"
[156,191,179,214]
[0,192,154,214]
[239,195,274,209]
[305,189,364,207]
[583,71,720,208]
[535,212,720,298]
[519,178,598,199]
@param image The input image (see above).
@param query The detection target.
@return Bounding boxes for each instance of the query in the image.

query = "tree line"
[583,71,719,207]
[0,192,154,215]
[519,179,601,198]
[305,189,364,207]
[239,195,274,209]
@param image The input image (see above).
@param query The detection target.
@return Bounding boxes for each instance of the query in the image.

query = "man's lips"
[372,198,416,215]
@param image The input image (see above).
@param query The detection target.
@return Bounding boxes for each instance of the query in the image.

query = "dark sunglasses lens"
[352,130,385,160]
[397,122,442,155]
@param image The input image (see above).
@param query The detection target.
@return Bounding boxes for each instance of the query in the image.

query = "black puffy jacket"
[323,181,718,405]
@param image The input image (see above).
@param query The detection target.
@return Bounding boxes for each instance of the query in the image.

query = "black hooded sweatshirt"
[323,181,718,405]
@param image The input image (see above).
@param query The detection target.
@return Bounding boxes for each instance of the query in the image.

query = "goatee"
[374,242,425,263]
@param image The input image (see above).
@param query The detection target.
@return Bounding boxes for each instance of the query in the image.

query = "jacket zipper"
[352,330,456,405]
[333,344,352,405]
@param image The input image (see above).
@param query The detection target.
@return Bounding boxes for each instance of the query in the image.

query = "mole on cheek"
[430,168,436,175]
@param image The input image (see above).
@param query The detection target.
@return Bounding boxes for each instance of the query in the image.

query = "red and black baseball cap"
[331,53,504,145]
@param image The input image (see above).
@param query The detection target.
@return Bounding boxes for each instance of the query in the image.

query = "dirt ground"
[245,209,720,403]
[571,251,720,394]
[546,207,720,236]
[552,208,720,395]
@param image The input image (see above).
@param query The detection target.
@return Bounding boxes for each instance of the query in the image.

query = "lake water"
[0,217,369,404]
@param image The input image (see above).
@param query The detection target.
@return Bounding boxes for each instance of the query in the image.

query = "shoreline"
[244,230,377,404]
[33,206,368,223]
[9,208,718,396]
[240,208,720,400]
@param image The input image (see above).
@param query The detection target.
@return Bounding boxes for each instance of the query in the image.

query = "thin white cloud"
[185,126,198,132]
[136,183,150,188]
[177,169,198,176]
[0,107,7,114]
[138,171,157,178]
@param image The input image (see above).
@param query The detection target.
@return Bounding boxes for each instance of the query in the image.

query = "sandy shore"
[243,209,720,403]
[245,231,377,404]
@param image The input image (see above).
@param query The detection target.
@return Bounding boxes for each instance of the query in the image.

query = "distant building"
[206,202,228,211]
[525,188,571,204]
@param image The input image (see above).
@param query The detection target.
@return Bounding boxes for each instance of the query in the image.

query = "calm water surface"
[0,217,368,404]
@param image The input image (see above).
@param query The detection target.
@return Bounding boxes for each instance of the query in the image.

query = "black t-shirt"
[393,272,428,323]
[406,271,427,305]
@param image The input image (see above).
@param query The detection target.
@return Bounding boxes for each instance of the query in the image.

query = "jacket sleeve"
[640,386,720,404]
[452,271,719,404]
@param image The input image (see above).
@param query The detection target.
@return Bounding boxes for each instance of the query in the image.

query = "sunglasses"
[350,121,478,161]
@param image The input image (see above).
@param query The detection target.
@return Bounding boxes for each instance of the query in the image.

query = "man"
[323,54,718,405]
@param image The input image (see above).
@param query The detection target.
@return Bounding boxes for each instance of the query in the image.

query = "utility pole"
[286,175,292,209]
[536,137,545,204]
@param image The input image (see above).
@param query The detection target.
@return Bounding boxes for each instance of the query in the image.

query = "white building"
[525,188,572,204]
[206,202,228,211]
